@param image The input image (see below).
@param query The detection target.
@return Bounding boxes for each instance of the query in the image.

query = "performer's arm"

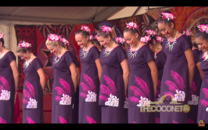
[148,60,158,97]
[37,68,46,93]
[121,58,129,97]
[95,58,102,81]
[10,60,19,91]
[185,48,195,88]
[69,62,78,92]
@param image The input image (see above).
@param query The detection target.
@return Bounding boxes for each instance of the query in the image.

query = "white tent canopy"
[0,6,171,24]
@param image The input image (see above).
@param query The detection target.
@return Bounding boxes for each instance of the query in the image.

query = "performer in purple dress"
[182,29,202,123]
[16,41,45,123]
[195,23,208,123]
[75,25,102,124]
[45,34,78,123]
[97,25,129,123]
[62,37,80,124]
[114,36,128,123]
[0,33,19,123]
[157,11,195,123]
[145,30,166,123]
[123,22,158,123]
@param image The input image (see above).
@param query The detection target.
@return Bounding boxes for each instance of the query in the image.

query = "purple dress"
[99,45,126,123]
[22,58,44,123]
[160,35,192,123]
[127,45,155,123]
[197,52,208,123]
[187,49,202,123]
[78,46,101,124]
[52,51,75,123]
[154,51,166,124]
[0,51,16,123]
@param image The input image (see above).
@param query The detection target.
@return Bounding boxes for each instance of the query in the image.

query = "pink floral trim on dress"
[86,115,96,124]
[80,73,97,102]
[129,76,150,107]
[59,116,68,124]
[0,75,10,101]
[27,116,35,124]
[0,117,6,124]
[55,78,72,105]
[164,70,186,102]
[23,81,37,109]
[200,81,208,112]
[99,75,119,107]
[155,117,160,124]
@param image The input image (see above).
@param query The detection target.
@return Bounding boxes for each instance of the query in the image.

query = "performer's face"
[158,22,174,38]
[123,31,139,47]
[97,35,111,48]
[46,44,59,55]
[16,51,30,60]
[195,36,208,52]
[75,33,89,48]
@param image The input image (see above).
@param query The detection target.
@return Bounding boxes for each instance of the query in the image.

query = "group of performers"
[0,10,208,124]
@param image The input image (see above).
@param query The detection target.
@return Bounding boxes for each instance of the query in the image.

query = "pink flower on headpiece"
[183,29,193,36]
[140,36,151,43]
[47,34,60,41]
[146,30,157,36]
[161,12,175,21]
[115,37,126,44]
[89,35,93,41]
[18,41,32,48]
[101,25,112,33]
[156,36,163,43]
[0,33,4,39]
[94,35,97,40]
[81,25,91,33]
[197,24,208,33]
[61,37,69,46]
[126,22,138,30]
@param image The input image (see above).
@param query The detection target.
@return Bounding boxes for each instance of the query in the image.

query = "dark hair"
[75,29,90,37]
[158,10,175,28]
[193,42,198,48]
[91,39,100,46]
[0,38,4,47]
[146,35,157,46]
[16,41,31,53]
[97,26,113,39]
[195,22,208,40]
